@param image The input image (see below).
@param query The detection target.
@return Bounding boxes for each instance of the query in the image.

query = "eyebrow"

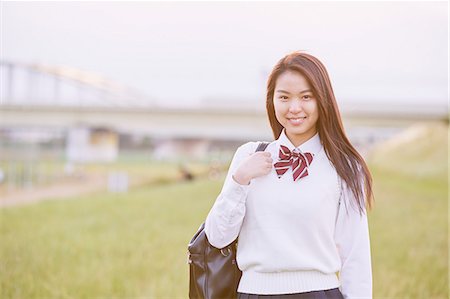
[275,89,312,94]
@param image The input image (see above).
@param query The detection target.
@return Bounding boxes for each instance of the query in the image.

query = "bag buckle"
[220,247,231,257]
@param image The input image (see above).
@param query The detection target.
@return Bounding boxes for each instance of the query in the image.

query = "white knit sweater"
[205,129,372,298]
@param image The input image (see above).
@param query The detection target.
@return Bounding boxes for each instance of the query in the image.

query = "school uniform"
[205,128,372,299]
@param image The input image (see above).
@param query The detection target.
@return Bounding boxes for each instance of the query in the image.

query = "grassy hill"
[367,120,448,182]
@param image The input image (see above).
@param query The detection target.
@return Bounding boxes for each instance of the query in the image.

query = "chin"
[284,124,315,135]
[287,128,310,136]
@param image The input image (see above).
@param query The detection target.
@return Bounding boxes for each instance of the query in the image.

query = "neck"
[285,128,317,148]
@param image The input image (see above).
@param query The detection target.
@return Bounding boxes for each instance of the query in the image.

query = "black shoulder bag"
[188,142,270,299]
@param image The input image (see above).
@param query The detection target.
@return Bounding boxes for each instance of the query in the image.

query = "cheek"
[273,101,286,122]
[273,99,286,111]
[308,103,320,123]
[274,102,286,117]
[272,100,279,112]
[305,101,319,115]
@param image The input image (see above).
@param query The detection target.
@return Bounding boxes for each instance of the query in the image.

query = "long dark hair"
[266,51,374,214]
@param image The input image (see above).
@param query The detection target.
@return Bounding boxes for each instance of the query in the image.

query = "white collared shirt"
[205,129,372,298]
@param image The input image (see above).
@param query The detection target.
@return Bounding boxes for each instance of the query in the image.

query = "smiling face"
[273,70,319,147]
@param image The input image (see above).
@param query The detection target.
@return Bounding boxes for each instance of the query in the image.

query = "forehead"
[275,71,311,92]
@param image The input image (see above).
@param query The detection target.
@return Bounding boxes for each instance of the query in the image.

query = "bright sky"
[1,1,448,108]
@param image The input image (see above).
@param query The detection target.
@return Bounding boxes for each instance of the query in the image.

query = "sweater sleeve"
[334,178,373,299]
[204,141,256,249]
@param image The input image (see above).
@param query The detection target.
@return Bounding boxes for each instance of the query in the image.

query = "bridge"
[1,61,447,161]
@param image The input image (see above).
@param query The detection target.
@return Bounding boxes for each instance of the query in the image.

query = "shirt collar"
[276,128,322,155]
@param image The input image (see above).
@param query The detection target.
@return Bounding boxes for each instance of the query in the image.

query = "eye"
[279,96,288,101]
[303,95,312,100]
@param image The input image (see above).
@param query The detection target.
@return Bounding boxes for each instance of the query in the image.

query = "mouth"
[287,116,307,125]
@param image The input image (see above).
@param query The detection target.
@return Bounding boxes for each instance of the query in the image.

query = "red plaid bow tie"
[274,145,314,181]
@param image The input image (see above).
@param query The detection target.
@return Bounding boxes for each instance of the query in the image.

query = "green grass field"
[1,122,448,299]
[1,177,223,299]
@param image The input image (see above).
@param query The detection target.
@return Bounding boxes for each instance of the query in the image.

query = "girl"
[205,51,374,299]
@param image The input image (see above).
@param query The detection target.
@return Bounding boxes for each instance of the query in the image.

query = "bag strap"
[255,142,269,152]
[195,141,270,252]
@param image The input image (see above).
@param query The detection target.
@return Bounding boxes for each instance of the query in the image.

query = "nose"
[288,99,303,113]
